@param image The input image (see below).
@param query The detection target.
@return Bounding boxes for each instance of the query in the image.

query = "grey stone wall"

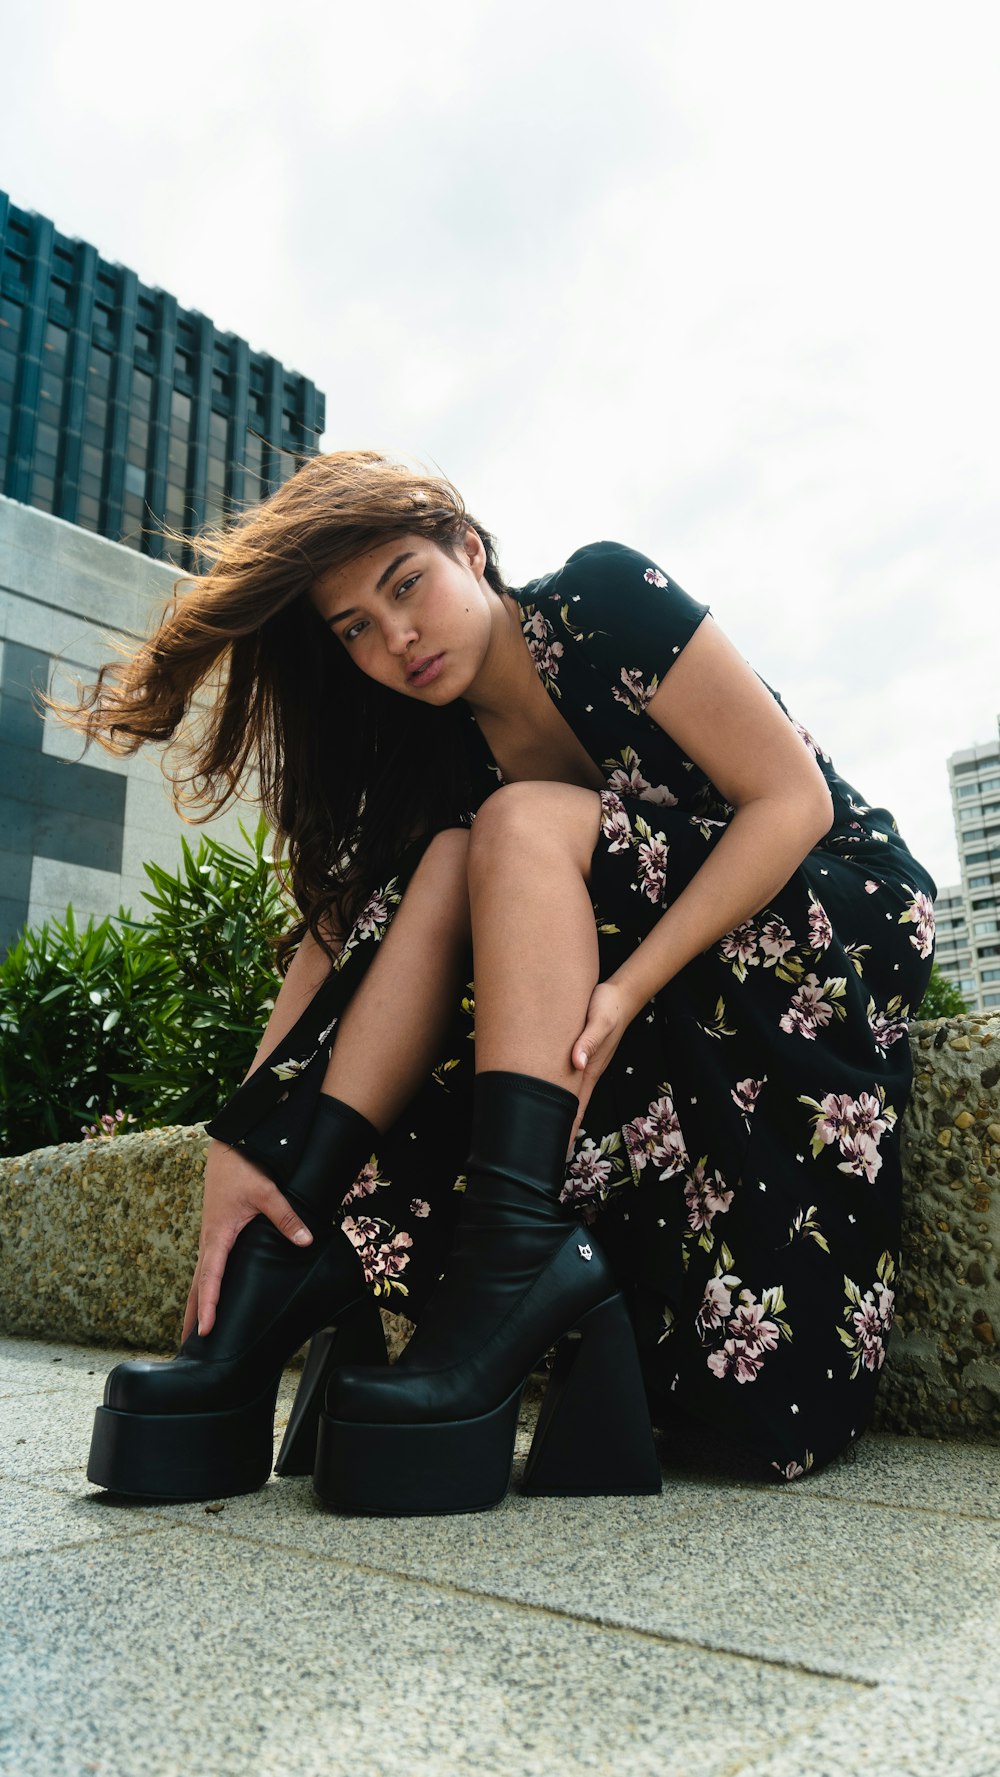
[1,1014,998,1437]
[871,1011,1000,1439]
[0,494,254,951]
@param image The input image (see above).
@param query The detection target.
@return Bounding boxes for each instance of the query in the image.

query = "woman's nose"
[385,620,419,654]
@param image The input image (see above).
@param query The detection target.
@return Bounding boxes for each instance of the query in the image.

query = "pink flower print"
[759,917,795,962]
[803,1087,896,1177]
[342,1214,381,1248]
[623,1115,653,1174]
[779,974,837,1040]
[643,566,669,589]
[837,1131,883,1183]
[624,1094,689,1178]
[560,1139,615,1206]
[599,789,632,852]
[875,1282,895,1330]
[342,1160,380,1204]
[790,717,831,762]
[899,889,935,959]
[731,1076,767,1117]
[720,922,759,968]
[684,1160,734,1232]
[864,880,879,894]
[640,782,680,808]
[409,1198,431,1218]
[728,1293,780,1355]
[637,831,669,903]
[380,1230,414,1277]
[707,1339,764,1383]
[355,888,391,940]
[772,1458,811,1481]
[606,761,678,807]
[352,1244,381,1285]
[851,1298,886,1369]
[808,898,833,952]
[811,1092,857,1148]
[696,1276,734,1336]
[523,610,565,684]
[612,666,658,713]
[867,998,908,1055]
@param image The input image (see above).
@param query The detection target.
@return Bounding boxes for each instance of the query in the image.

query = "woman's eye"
[344,576,418,643]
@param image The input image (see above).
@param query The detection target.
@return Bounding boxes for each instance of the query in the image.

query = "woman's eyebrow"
[325,552,418,626]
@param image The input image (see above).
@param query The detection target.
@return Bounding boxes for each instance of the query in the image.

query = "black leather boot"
[314,1070,661,1514]
[87,1095,388,1501]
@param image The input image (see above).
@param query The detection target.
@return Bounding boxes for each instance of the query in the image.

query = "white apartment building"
[938,729,1000,1012]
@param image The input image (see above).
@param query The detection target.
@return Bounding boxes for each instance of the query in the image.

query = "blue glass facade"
[0,191,326,564]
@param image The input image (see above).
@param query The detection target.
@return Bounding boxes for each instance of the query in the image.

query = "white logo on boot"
[578,1243,593,1261]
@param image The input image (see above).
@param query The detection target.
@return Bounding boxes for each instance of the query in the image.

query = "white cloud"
[3,0,998,886]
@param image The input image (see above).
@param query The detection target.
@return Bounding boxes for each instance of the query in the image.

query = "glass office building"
[0,191,325,565]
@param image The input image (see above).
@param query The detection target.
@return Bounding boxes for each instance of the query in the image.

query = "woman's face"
[310,528,499,701]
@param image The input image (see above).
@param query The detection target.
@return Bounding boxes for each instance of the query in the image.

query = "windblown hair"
[43,450,508,971]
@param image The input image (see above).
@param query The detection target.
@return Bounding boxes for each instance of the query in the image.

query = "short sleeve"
[548,540,710,714]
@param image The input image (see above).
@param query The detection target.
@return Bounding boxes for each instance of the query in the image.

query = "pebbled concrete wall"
[872,1011,1000,1440]
[1,1013,998,1438]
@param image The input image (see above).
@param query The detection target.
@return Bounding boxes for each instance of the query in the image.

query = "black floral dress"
[206,541,937,1482]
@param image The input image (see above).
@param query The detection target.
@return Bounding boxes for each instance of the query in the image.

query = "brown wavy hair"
[43,450,508,971]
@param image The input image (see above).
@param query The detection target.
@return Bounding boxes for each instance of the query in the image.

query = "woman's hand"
[568,979,635,1149]
[182,1141,313,1342]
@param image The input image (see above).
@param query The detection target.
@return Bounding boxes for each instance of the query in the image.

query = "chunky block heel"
[85,1094,385,1502]
[315,1386,524,1516]
[316,1073,663,1516]
[88,1378,283,1501]
[522,1294,662,1496]
[275,1298,388,1477]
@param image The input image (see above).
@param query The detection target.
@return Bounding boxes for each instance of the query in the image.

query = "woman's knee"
[469,783,601,881]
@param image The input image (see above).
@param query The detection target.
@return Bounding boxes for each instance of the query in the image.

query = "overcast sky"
[4,0,998,888]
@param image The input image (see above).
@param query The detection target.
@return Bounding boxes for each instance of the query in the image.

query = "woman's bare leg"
[319,828,473,1133]
[467,783,603,1095]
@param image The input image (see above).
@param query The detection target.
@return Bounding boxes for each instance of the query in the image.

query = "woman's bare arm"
[609,619,833,1012]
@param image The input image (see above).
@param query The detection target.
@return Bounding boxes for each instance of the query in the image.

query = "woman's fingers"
[257,1180,314,1247]
[181,1262,201,1344]
[195,1229,234,1338]
[193,1183,313,1339]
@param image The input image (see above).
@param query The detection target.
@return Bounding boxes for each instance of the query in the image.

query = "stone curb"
[1,1015,998,1436]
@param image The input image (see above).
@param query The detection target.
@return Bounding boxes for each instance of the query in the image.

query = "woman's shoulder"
[513,540,710,675]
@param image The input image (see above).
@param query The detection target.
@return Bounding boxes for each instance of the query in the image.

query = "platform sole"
[315,1293,663,1515]
[314,1386,525,1515]
[87,1378,281,1501]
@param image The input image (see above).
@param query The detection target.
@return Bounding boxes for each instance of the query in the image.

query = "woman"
[55,451,936,1511]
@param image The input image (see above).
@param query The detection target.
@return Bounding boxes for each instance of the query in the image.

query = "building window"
[163,387,192,531]
[204,409,228,526]
[973,919,999,937]
[984,992,1000,1007]
[979,774,1000,794]
[119,366,153,548]
[957,784,979,799]
[243,428,263,506]
[982,968,1000,983]
[28,322,70,510]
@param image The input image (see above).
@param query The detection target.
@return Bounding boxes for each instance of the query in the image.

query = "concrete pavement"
[2,1333,999,1777]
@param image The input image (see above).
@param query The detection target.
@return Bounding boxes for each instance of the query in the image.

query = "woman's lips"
[408,654,445,687]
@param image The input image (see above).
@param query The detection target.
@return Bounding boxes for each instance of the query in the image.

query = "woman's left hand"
[568,979,634,1148]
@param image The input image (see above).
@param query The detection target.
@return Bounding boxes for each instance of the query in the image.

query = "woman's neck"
[460,592,541,726]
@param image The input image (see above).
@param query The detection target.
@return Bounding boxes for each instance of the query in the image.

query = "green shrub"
[914,961,969,1021]
[0,816,294,1158]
